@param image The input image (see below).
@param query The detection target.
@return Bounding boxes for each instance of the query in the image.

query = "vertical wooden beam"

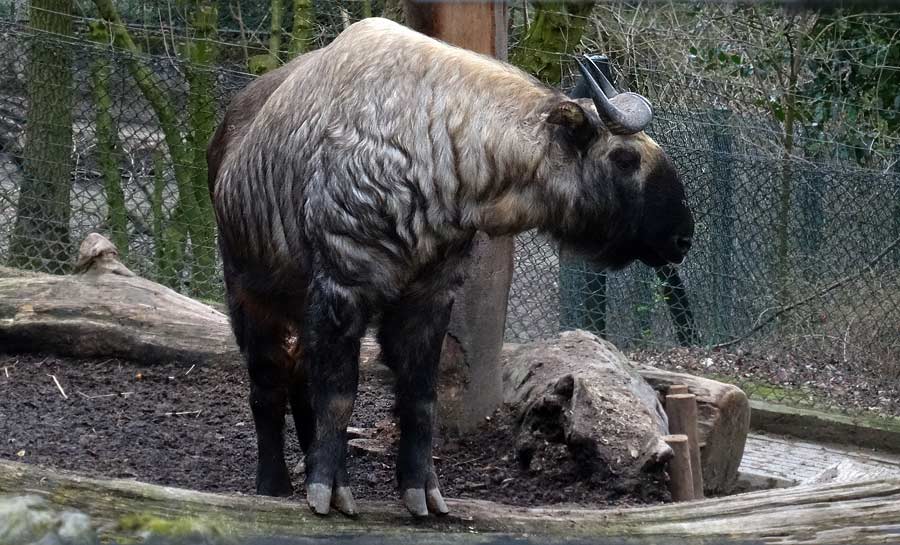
[663,434,695,502]
[666,393,705,499]
[406,1,508,57]
[404,1,512,434]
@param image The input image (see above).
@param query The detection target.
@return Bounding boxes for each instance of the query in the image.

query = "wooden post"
[667,384,689,396]
[666,393,705,499]
[404,1,513,434]
[662,434,694,502]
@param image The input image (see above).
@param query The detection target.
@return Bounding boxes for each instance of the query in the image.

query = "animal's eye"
[609,148,641,173]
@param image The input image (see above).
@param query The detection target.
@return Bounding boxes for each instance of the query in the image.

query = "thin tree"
[9,0,74,273]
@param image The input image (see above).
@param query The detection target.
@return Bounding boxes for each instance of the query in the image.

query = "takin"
[207,17,694,518]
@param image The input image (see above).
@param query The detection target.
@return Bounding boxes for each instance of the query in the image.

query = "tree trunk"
[185,1,220,299]
[382,0,405,23]
[91,0,192,291]
[93,0,220,297]
[270,0,283,61]
[3,450,899,544]
[88,21,128,260]
[775,30,801,314]
[289,0,314,57]
[8,0,74,274]
[509,1,596,85]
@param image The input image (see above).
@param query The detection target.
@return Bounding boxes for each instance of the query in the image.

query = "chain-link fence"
[504,3,900,419]
[506,106,900,417]
[2,2,898,419]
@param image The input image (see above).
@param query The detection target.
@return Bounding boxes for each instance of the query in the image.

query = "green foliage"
[803,12,900,165]
[688,46,748,77]
[89,21,129,259]
[682,8,899,166]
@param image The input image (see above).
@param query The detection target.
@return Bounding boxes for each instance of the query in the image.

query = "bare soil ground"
[0,351,664,509]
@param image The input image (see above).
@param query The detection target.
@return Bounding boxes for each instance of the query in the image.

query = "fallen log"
[1,459,899,544]
[501,330,673,500]
[0,233,240,366]
[498,340,750,497]
[1,235,748,499]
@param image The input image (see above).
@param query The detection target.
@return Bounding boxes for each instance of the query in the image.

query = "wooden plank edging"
[1,459,899,544]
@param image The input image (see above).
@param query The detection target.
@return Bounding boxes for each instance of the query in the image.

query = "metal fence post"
[558,55,612,338]
[797,165,824,280]
[706,108,736,343]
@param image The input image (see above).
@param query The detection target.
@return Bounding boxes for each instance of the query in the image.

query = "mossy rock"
[0,494,98,545]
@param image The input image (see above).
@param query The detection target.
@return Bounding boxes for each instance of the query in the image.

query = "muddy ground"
[0,351,663,510]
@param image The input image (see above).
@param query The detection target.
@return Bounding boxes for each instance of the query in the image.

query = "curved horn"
[575,56,653,135]
[583,55,618,98]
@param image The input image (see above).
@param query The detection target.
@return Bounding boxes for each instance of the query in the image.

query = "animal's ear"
[546,100,595,148]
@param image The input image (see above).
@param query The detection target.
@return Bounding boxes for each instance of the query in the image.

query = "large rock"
[501,330,673,499]
[0,495,97,545]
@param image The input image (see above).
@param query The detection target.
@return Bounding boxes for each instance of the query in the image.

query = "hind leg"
[300,279,368,516]
[289,364,315,455]
[377,291,454,517]
[228,293,294,497]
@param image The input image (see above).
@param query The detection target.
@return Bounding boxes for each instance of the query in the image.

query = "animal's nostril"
[676,236,692,253]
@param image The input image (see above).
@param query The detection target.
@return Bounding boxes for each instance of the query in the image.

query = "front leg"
[377,292,454,517]
[301,280,368,517]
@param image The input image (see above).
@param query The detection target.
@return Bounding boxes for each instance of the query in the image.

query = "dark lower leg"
[289,371,315,454]
[235,308,293,498]
[378,295,453,516]
[301,282,366,516]
[249,382,292,496]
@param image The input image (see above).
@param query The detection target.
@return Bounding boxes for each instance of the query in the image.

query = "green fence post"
[656,265,699,346]
[893,155,900,266]
[559,245,606,336]
[797,166,824,279]
[706,108,736,343]
[558,55,611,338]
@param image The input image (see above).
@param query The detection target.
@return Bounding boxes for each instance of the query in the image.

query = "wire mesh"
[1,2,898,419]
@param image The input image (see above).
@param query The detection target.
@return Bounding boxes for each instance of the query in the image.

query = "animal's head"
[545,56,694,270]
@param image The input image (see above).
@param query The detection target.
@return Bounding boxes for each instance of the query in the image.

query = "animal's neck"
[456,124,579,237]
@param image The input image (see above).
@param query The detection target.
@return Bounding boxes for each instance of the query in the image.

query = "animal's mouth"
[640,246,688,268]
